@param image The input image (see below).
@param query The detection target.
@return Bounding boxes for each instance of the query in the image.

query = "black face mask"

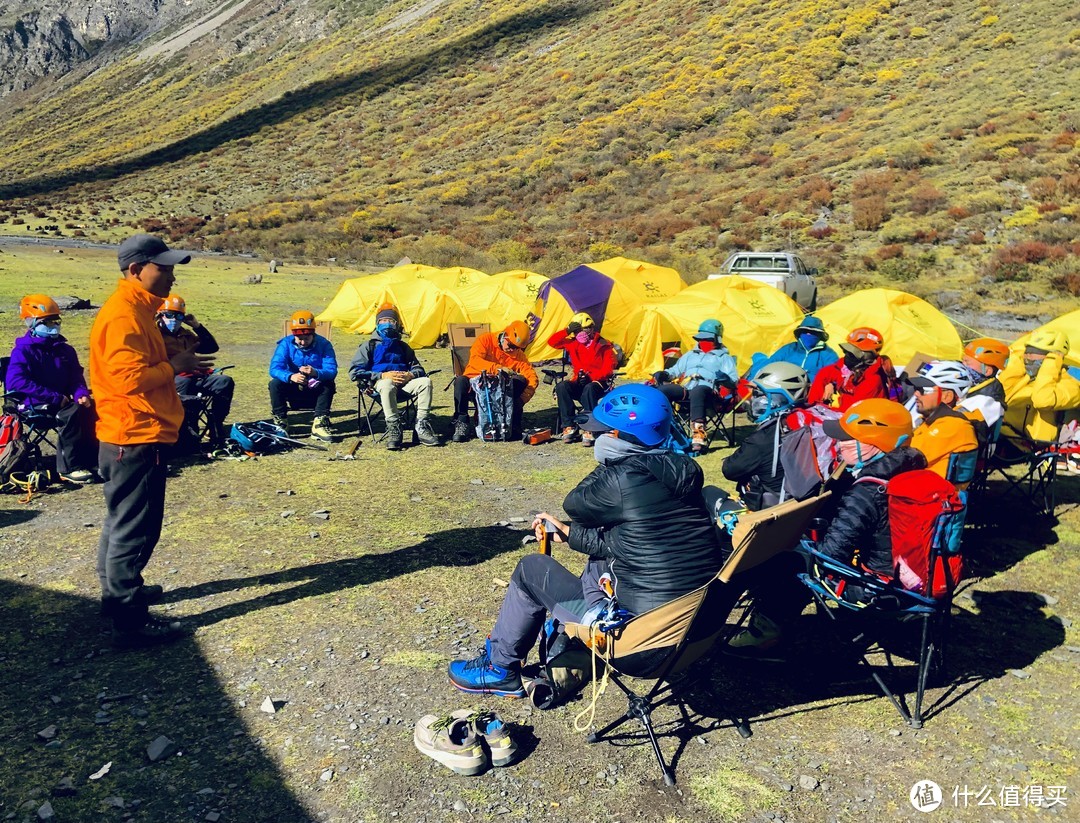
[843,351,864,370]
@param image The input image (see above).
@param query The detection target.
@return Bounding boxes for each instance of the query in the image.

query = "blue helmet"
[589,384,673,446]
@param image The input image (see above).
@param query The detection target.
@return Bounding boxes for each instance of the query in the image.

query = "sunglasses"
[916,385,940,395]
[161,311,185,320]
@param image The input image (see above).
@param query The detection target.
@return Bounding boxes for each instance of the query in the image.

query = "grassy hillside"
[0,0,1078,315]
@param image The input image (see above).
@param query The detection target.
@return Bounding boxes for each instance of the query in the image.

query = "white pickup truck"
[708,251,819,310]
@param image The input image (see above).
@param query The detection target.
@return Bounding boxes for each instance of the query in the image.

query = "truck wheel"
[808,290,818,311]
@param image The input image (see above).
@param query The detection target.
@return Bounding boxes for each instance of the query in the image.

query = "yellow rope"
[573,623,612,733]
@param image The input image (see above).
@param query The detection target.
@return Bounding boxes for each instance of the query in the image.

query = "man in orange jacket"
[90,234,213,649]
[909,361,979,487]
[451,320,537,441]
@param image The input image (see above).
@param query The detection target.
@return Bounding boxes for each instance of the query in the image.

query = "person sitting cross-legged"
[652,319,738,452]
[268,310,338,441]
[447,385,725,697]
[156,293,234,447]
[6,294,99,483]
[548,311,618,445]
[348,303,440,450]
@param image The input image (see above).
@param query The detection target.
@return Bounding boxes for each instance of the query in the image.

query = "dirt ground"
[0,245,1077,822]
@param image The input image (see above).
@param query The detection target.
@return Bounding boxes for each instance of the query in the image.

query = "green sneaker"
[311,416,334,442]
[726,613,781,652]
[413,714,487,776]
[452,709,518,767]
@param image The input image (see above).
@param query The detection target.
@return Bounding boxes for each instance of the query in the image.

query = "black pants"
[96,442,168,630]
[54,402,98,475]
[176,372,235,428]
[488,553,609,669]
[268,378,335,417]
[555,379,606,428]
[657,383,716,422]
[453,375,527,430]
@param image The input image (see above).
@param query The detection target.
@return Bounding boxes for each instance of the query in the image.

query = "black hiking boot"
[386,419,404,451]
[112,616,186,649]
[452,417,471,443]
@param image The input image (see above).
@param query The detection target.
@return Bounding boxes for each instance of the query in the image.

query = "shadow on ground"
[0,579,314,822]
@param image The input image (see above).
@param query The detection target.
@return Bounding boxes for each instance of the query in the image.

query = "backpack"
[778,405,841,501]
[0,414,32,486]
[520,618,595,709]
[471,372,515,441]
[856,469,965,598]
[229,421,288,453]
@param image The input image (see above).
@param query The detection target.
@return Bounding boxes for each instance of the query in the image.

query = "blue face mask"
[30,320,61,338]
[377,322,401,339]
[160,316,183,334]
[798,332,821,350]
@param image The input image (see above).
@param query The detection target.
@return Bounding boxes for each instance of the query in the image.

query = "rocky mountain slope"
[0,0,1077,314]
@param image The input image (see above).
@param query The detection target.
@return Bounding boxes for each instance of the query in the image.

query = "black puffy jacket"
[564,451,723,614]
[721,417,786,511]
[817,446,928,575]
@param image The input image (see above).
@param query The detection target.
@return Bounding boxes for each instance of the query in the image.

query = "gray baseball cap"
[117,234,192,272]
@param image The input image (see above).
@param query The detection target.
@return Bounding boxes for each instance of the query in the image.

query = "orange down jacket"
[464,331,538,403]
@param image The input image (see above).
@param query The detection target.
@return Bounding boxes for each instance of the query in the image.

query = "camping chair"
[564,490,831,785]
[670,382,738,449]
[0,356,59,461]
[355,370,441,444]
[177,366,234,448]
[975,417,1068,515]
[794,501,964,729]
[280,319,333,340]
[445,322,489,425]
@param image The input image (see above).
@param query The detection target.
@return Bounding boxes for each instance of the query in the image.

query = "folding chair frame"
[355,377,418,444]
[796,543,952,729]
[671,387,738,449]
[973,436,1062,516]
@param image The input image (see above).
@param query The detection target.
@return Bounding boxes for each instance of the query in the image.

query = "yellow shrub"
[1004,205,1042,227]
[910,27,929,38]
[876,68,903,82]
[981,15,999,26]
[996,146,1020,160]
[992,32,1015,47]
[646,150,675,165]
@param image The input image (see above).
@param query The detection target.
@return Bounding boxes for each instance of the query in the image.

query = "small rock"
[320,769,334,782]
[1065,645,1080,654]
[36,802,54,821]
[260,697,280,714]
[469,479,484,485]
[453,801,467,812]
[88,762,112,780]
[37,725,57,741]
[147,735,177,762]
[103,797,125,808]
[281,511,295,519]
[1008,669,1031,680]
[778,782,794,792]
[1037,593,1059,606]
[309,532,320,539]
[1050,615,1072,628]
[889,730,902,737]
[508,517,527,524]
[205,813,221,822]
[798,775,819,791]
[196,788,215,796]
[497,520,509,527]
[410,495,422,502]
[52,777,76,798]
[358,651,369,660]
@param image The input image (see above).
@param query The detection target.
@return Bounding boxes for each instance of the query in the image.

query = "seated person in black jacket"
[447,385,725,698]
[721,362,811,512]
[727,398,928,654]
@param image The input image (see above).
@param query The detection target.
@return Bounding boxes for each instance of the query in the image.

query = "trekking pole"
[482,374,496,440]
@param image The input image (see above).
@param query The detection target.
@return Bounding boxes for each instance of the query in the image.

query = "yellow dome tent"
[317,264,445,330]
[343,280,468,348]
[525,265,645,361]
[1010,309,1080,369]
[456,270,549,330]
[815,288,962,369]
[419,266,490,291]
[623,276,805,379]
[589,257,687,303]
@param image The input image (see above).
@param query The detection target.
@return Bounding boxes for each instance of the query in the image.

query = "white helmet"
[750,362,810,422]
[915,360,973,397]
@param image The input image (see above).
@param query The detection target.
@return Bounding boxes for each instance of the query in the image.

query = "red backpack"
[0,414,31,485]
[856,469,965,598]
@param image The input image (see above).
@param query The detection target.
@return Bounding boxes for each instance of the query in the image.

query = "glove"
[567,322,582,335]
[653,371,671,384]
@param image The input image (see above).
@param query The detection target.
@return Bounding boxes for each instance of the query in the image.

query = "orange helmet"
[290,310,316,333]
[503,320,530,350]
[159,294,186,315]
[845,327,884,353]
[830,398,913,452]
[20,294,60,320]
[964,337,1009,371]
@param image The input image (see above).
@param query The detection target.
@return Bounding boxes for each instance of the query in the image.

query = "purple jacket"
[6,332,91,407]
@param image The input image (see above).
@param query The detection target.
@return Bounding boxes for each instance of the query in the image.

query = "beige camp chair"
[563,489,832,785]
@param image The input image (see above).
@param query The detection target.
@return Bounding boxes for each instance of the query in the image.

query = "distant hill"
[0,0,1077,317]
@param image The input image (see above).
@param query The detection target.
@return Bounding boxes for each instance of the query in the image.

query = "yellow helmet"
[1027,328,1069,356]
[570,312,595,329]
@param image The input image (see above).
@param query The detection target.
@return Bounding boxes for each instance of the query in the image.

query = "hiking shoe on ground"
[60,468,96,484]
[415,418,441,447]
[452,417,471,443]
[413,714,488,776]
[691,422,708,452]
[725,613,781,658]
[311,416,334,442]
[581,430,596,447]
[385,419,403,450]
[139,584,164,603]
[451,709,518,767]
[561,426,581,444]
[448,640,526,698]
[112,616,185,649]
[272,415,289,432]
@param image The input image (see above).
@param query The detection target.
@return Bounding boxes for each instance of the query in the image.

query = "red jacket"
[808,357,892,411]
[547,331,617,383]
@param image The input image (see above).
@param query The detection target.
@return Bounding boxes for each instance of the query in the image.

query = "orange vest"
[90,279,184,445]
[464,332,538,403]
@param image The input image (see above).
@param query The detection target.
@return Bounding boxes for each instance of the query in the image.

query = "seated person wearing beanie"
[447,385,724,697]
[348,303,439,450]
[6,294,98,483]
